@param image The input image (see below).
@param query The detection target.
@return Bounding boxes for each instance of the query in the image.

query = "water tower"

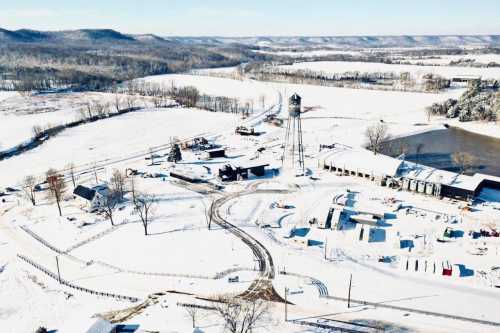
[282,93,305,175]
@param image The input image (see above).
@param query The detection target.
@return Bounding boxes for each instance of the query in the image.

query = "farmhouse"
[73,185,109,212]
[319,146,500,201]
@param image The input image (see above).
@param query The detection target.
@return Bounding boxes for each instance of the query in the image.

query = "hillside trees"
[0,39,256,92]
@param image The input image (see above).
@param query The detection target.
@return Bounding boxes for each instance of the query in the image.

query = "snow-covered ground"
[254,49,363,58]
[0,92,123,150]
[402,53,500,65]
[0,108,238,186]
[278,61,500,80]
[1,70,500,333]
[139,74,278,110]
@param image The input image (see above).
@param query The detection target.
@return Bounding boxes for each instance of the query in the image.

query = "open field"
[0,108,238,186]
[279,61,500,80]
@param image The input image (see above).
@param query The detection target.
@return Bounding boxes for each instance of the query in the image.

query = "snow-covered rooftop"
[319,146,494,193]
[319,146,403,177]
[397,162,483,192]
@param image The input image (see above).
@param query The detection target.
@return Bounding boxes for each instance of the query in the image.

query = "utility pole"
[56,255,62,284]
[347,273,352,308]
[93,163,99,185]
[324,237,328,260]
[208,200,214,230]
[284,287,289,321]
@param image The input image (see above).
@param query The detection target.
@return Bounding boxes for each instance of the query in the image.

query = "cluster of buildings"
[318,145,500,201]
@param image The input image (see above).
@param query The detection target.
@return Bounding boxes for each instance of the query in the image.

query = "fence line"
[20,226,64,254]
[64,226,117,253]
[176,302,216,311]
[17,254,139,303]
[323,295,500,327]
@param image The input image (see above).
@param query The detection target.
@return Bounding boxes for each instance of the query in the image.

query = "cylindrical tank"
[288,93,301,117]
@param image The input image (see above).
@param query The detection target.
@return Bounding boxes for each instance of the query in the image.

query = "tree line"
[0,41,267,92]
[247,63,450,93]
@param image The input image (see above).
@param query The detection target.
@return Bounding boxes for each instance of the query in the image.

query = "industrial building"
[318,146,500,201]
[218,161,269,182]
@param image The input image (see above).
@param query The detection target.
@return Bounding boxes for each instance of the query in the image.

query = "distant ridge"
[0,28,164,44]
[0,27,499,47]
[204,35,500,48]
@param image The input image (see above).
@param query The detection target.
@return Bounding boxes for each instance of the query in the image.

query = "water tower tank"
[288,93,301,117]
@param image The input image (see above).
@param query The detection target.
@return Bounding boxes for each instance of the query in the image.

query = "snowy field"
[402,53,500,65]
[139,74,279,109]
[279,61,500,80]
[0,92,124,150]
[254,49,363,58]
[0,108,238,186]
[139,72,463,149]
[268,80,463,149]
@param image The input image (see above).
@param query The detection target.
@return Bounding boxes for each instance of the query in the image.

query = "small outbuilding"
[203,148,226,159]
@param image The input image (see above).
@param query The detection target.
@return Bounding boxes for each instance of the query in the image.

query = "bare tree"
[125,95,136,109]
[114,93,122,113]
[103,191,118,226]
[84,100,94,119]
[149,148,156,165]
[259,94,266,110]
[22,175,38,206]
[32,125,43,138]
[129,176,138,205]
[184,306,200,328]
[365,123,390,155]
[425,106,433,123]
[135,193,156,235]
[46,168,66,216]
[452,151,477,174]
[91,162,99,185]
[67,163,77,188]
[93,101,108,118]
[110,169,125,200]
[415,143,425,164]
[212,296,270,333]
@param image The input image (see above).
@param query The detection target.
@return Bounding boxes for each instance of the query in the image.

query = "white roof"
[58,317,114,333]
[85,319,115,333]
[473,173,500,183]
[397,162,483,192]
[319,147,403,177]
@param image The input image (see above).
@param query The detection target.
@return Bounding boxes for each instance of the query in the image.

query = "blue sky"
[1,0,499,36]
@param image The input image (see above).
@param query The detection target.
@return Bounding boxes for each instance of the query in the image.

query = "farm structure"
[318,146,500,201]
[169,169,204,183]
[202,147,226,159]
[235,126,258,136]
[73,185,109,212]
[218,162,269,182]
